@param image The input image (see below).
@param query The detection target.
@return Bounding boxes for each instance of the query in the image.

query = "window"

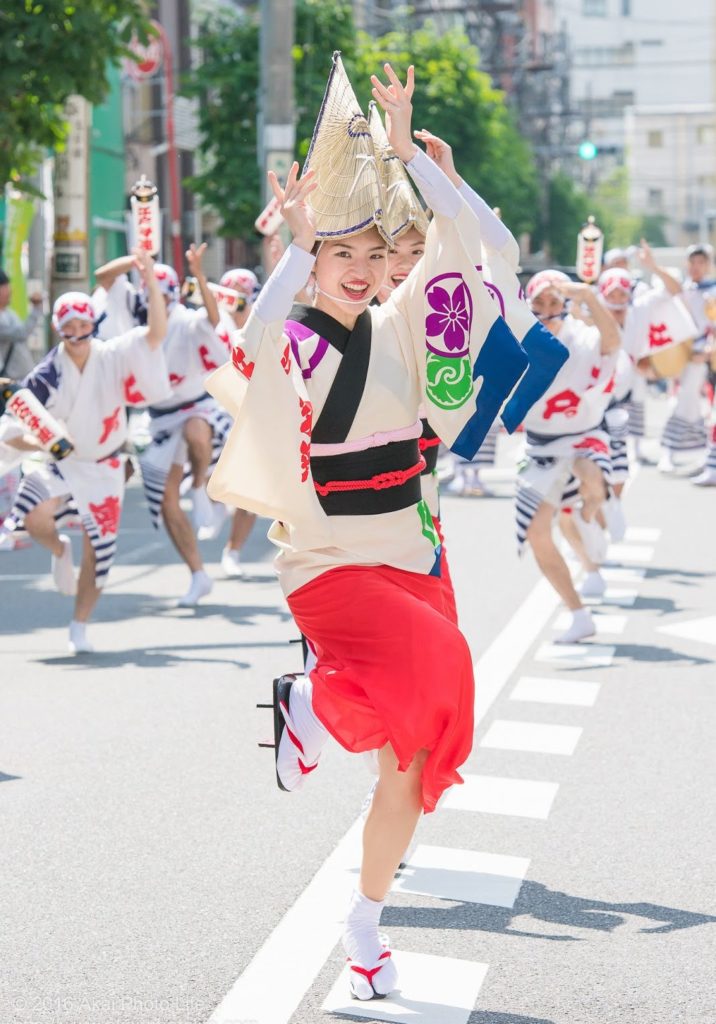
[697,125,715,146]
[647,130,664,148]
[648,189,664,210]
[583,0,607,15]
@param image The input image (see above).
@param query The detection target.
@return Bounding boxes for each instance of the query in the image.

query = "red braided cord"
[313,456,426,497]
[418,435,440,451]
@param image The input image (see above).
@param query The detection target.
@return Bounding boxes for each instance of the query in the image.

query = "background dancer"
[517,270,620,642]
[2,250,168,653]
[137,244,232,607]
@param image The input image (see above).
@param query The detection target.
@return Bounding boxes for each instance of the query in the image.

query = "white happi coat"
[5,329,170,584]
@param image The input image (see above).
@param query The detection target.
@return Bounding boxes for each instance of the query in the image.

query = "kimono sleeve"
[386,200,528,457]
[102,326,172,406]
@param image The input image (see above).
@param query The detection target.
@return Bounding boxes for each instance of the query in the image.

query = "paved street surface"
[1,427,715,1024]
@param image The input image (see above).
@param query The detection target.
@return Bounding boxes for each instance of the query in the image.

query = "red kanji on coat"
[124,374,146,404]
[89,495,121,536]
[649,322,673,349]
[543,389,580,419]
[169,372,185,387]
[281,343,291,375]
[199,345,218,372]
[574,436,610,456]
[232,345,254,380]
[99,406,121,444]
[298,396,312,482]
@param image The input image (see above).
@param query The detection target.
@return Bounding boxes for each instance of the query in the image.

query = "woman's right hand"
[413,129,462,188]
[267,163,317,254]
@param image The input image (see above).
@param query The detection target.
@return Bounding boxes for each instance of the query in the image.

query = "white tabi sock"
[556,608,596,645]
[276,675,329,790]
[342,889,398,999]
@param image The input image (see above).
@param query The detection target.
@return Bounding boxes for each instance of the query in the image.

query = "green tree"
[0,0,152,188]
[181,7,262,240]
[353,25,540,237]
[543,172,592,265]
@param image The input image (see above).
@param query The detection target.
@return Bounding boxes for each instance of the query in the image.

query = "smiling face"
[57,317,94,358]
[376,227,425,304]
[688,252,712,283]
[313,227,389,324]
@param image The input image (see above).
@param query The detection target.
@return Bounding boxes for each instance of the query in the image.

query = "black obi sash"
[419,418,440,475]
[289,304,425,516]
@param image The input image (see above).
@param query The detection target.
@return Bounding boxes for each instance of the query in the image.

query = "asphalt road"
[1,427,715,1024]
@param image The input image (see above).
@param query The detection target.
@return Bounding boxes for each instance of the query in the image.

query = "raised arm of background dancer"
[558,281,621,355]
[638,239,682,297]
[414,128,518,264]
[94,254,136,290]
[185,242,220,328]
[371,66,461,219]
[135,249,168,349]
[248,163,318,327]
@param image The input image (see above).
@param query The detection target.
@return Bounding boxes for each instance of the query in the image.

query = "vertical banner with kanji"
[2,189,35,319]
[52,96,90,297]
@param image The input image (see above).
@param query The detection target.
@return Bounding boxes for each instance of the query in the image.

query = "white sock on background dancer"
[342,889,398,999]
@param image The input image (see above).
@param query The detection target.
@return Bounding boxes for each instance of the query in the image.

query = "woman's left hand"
[371,64,417,163]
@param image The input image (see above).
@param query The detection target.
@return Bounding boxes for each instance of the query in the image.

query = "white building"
[625,104,716,245]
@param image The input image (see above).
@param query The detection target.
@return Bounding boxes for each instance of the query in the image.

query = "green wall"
[89,63,127,277]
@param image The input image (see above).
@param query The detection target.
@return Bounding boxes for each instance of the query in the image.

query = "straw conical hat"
[368,101,430,240]
[304,52,390,244]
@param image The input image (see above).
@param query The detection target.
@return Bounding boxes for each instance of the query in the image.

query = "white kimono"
[5,329,169,584]
[207,149,539,598]
[138,304,233,527]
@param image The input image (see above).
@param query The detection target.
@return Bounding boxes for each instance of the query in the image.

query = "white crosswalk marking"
[481,719,583,756]
[624,527,661,543]
[322,950,489,1024]
[535,642,616,668]
[657,616,716,646]
[442,774,559,819]
[510,675,601,707]
[554,611,627,635]
[606,543,655,563]
[393,845,530,908]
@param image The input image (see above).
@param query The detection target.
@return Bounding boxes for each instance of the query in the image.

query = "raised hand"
[638,238,657,273]
[370,64,417,163]
[185,242,208,278]
[268,162,317,254]
[413,129,461,186]
[132,246,155,280]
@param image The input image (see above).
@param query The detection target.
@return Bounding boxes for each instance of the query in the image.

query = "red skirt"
[287,565,474,813]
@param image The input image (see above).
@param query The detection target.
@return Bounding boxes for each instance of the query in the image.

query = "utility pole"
[259,0,295,204]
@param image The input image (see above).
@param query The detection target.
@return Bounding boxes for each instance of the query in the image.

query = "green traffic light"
[579,140,598,161]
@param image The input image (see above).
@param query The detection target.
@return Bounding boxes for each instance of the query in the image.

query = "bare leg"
[527,501,583,611]
[74,530,101,623]
[360,744,428,901]
[573,457,607,521]
[228,508,257,552]
[559,511,599,573]
[24,498,63,556]
[161,463,203,572]
[613,481,625,499]
[184,417,212,489]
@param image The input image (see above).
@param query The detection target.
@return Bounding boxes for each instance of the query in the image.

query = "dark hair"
[0,270,9,286]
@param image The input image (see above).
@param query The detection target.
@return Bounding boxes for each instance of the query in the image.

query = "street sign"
[124,27,163,81]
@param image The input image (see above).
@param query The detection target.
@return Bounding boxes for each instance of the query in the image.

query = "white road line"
[606,543,655,564]
[600,566,646,584]
[554,611,627,635]
[204,573,562,1024]
[624,527,661,543]
[323,950,489,1024]
[393,845,530,909]
[442,774,559,820]
[657,616,716,646]
[535,642,616,668]
[510,676,601,707]
[584,588,638,608]
[480,720,582,756]
[473,578,561,724]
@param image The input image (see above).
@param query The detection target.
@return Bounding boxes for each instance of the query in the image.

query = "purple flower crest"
[424,273,473,358]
